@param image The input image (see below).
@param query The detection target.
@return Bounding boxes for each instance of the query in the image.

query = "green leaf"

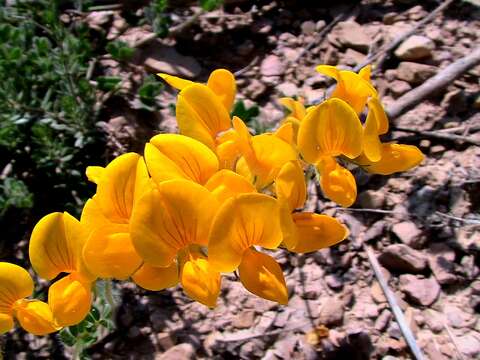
[199,0,223,11]
[59,329,77,347]
[106,41,135,62]
[96,76,122,92]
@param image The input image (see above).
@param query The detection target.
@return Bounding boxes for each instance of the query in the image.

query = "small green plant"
[231,100,267,134]
[106,41,135,62]
[138,75,164,110]
[199,0,223,11]
[143,0,171,37]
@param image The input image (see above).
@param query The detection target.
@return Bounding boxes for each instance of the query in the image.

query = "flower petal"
[29,212,93,281]
[0,263,33,313]
[358,64,371,82]
[157,73,194,90]
[363,102,383,163]
[83,225,142,280]
[48,274,91,327]
[146,134,219,185]
[96,153,141,224]
[279,97,306,120]
[14,300,60,335]
[179,249,221,308]
[208,193,283,272]
[85,166,104,185]
[274,122,294,145]
[275,160,306,211]
[132,262,179,291]
[238,248,288,305]
[0,313,14,334]
[207,69,236,111]
[285,212,348,253]
[361,143,424,175]
[297,98,363,164]
[205,169,256,204]
[176,84,231,148]
[80,197,111,233]
[131,179,219,267]
[319,162,357,208]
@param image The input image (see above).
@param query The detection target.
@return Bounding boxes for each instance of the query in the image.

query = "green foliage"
[0,177,34,216]
[199,0,223,11]
[231,100,267,134]
[106,41,134,62]
[138,75,164,109]
[0,1,104,218]
[144,0,171,37]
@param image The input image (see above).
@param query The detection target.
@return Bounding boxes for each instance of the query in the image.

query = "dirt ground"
[6,0,480,359]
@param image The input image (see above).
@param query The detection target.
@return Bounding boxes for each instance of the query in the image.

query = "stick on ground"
[364,245,425,360]
[387,46,480,120]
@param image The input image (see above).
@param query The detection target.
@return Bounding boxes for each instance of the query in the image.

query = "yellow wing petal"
[274,122,295,145]
[319,162,357,208]
[275,160,306,211]
[286,212,348,253]
[205,169,256,204]
[0,263,33,312]
[177,83,231,148]
[48,274,91,327]
[130,179,219,267]
[85,166,104,185]
[14,300,60,335]
[316,65,340,80]
[358,64,371,82]
[279,97,306,120]
[157,73,194,90]
[207,69,236,111]
[179,249,221,308]
[146,134,219,185]
[331,71,377,114]
[96,153,141,224]
[80,197,112,234]
[83,225,142,280]
[0,313,14,334]
[132,262,179,291]
[362,143,424,175]
[208,193,283,272]
[29,212,93,281]
[298,98,363,163]
[238,248,288,305]
[363,100,382,163]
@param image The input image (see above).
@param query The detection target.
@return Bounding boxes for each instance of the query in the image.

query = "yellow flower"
[158,68,236,111]
[130,179,221,307]
[29,212,94,327]
[81,153,150,280]
[275,161,349,252]
[316,65,377,114]
[278,97,307,143]
[0,262,59,335]
[297,98,363,207]
[355,97,424,174]
[232,117,298,189]
[208,193,288,304]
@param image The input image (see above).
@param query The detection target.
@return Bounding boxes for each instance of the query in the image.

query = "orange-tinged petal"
[179,249,221,308]
[146,134,219,185]
[279,97,306,120]
[0,263,33,313]
[363,102,383,163]
[358,64,371,82]
[14,299,60,335]
[96,153,141,224]
[319,162,357,208]
[275,160,306,211]
[29,212,93,281]
[285,212,348,253]
[80,197,111,233]
[83,225,142,280]
[238,248,288,305]
[207,69,236,111]
[85,166,104,184]
[274,122,294,145]
[205,169,256,203]
[361,143,424,175]
[157,73,194,90]
[131,179,219,267]
[208,193,283,272]
[367,97,389,134]
[177,84,231,148]
[298,98,363,163]
[281,116,301,143]
[0,313,14,334]
[48,275,91,327]
[132,262,179,291]
[216,139,241,170]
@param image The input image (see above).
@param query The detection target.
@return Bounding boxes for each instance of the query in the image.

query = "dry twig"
[391,126,480,146]
[364,245,425,360]
[387,46,480,120]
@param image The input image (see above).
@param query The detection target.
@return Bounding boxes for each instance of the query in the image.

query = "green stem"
[105,279,115,312]
[72,340,82,360]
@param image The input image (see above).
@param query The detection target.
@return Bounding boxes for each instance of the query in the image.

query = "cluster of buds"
[0,64,423,336]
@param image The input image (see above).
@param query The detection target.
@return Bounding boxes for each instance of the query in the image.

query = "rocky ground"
[6,0,480,359]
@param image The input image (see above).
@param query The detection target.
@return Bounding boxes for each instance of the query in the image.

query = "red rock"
[378,244,427,273]
[399,275,440,306]
[391,221,424,249]
[260,55,285,76]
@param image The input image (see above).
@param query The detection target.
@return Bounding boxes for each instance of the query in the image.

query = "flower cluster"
[0,65,423,336]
